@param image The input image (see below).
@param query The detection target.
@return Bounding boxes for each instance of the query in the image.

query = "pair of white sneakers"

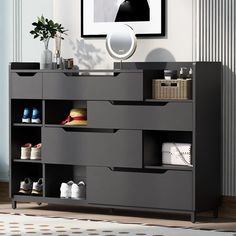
[21,143,42,160]
[60,180,86,199]
[19,178,43,196]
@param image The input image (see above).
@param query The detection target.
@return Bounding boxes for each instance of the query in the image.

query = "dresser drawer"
[87,167,193,210]
[11,72,42,99]
[43,72,143,101]
[88,101,193,131]
[42,128,142,167]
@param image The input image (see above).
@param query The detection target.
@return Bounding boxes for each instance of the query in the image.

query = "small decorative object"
[164,70,177,80]
[61,108,87,126]
[30,15,67,69]
[54,33,62,68]
[188,68,193,79]
[152,79,192,100]
[179,67,189,79]
[162,143,192,167]
[64,58,74,69]
[82,0,165,37]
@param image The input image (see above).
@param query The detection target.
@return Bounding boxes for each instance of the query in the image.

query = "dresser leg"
[12,200,17,209]
[191,212,196,223]
[213,208,218,218]
[109,208,114,214]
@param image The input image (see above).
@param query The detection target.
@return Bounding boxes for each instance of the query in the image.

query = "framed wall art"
[81,0,165,37]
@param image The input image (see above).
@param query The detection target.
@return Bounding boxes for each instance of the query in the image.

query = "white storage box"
[162,143,192,166]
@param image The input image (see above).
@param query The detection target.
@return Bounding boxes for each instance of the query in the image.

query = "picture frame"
[81,0,165,37]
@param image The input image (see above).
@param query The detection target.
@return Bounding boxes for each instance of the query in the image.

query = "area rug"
[0,213,234,236]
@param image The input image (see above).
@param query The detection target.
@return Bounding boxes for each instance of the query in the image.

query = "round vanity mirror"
[106,24,137,60]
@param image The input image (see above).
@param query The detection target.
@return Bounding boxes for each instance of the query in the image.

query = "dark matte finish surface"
[88,101,193,131]
[87,167,193,210]
[43,72,143,101]
[10,62,40,70]
[114,62,193,71]
[193,62,222,211]
[9,62,221,220]
[11,72,43,99]
[13,195,88,206]
[42,128,142,168]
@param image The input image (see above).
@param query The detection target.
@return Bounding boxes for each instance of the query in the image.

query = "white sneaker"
[60,181,74,198]
[20,143,32,160]
[71,181,86,199]
[32,178,43,196]
[30,143,42,160]
[19,178,33,194]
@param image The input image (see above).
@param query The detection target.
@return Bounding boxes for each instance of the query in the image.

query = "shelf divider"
[13,123,43,127]
[144,165,193,171]
[13,159,42,163]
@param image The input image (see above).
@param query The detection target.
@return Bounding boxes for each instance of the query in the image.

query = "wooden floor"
[0,182,9,203]
[1,182,236,231]
[0,202,235,232]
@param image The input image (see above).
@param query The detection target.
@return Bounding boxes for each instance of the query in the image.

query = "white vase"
[40,38,52,69]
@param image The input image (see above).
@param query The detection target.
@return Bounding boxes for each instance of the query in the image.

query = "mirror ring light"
[106,24,137,60]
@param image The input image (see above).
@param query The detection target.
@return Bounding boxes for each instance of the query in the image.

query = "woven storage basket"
[152,79,192,100]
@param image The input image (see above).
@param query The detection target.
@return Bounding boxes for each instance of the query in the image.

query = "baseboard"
[219,196,236,218]
[0,182,10,202]
[1,181,236,218]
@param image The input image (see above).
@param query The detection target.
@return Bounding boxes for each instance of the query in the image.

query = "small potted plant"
[30,15,67,69]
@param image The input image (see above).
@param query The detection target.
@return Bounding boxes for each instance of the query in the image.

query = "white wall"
[53,0,193,69]
[19,0,193,65]
[0,0,13,181]
[0,0,193,181]
[21,0,53,61]
[0,0,53,181]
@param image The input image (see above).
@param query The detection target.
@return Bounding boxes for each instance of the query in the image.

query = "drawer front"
[42,128,142,167]
[43,72,143,100]
[87,167,193,210]
[11,72,43,99]
[88,101,193,131]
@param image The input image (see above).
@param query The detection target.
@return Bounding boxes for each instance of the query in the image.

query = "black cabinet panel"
[11,72,43,99]
[43,72,143,101]
[87,167,193,210]
[42,128,142,168]
[88,101,193,131]
[9,62,221,220]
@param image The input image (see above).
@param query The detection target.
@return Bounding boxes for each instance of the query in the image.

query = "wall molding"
[13,0,22,62]
[194,0,236,196]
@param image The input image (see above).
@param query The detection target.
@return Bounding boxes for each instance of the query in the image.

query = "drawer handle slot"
[111,101,169,106]
[63,71,121,77]
[16,72,37,77]
[62,127,118,133]
[111,167,168,174]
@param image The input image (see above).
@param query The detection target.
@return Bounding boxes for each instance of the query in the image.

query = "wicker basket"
[152,79,192,100]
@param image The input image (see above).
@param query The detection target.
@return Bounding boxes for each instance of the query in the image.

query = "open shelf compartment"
[44,100,87,126]
[11,162,42,197]
[11,126,41,161]
[11,99,42,124]
[45,164,86,200]
[143,130,193,169]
